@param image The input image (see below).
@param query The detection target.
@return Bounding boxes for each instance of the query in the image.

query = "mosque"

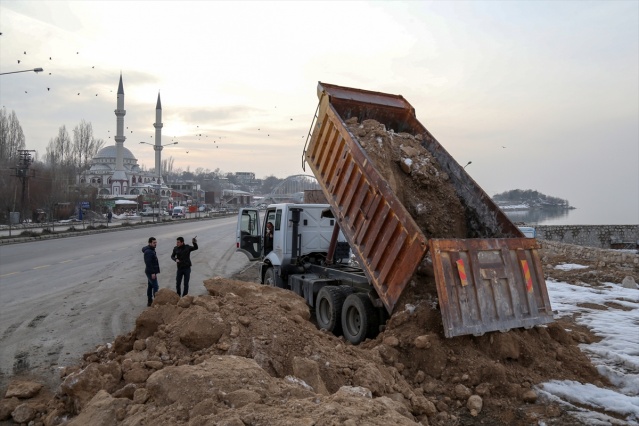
[77,75,172,211]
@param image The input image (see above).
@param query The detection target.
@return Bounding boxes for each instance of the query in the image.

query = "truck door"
[263,209,277,256]
[236,208,262,260]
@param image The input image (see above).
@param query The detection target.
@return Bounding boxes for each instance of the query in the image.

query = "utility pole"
[10,150,36,223]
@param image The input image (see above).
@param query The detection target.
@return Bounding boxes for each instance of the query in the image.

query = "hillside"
[493,189,573,209]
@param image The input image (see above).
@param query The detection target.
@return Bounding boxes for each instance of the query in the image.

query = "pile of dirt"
[0,262,614,425]
[345,117,468,239]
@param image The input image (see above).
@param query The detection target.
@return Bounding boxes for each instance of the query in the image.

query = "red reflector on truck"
[456,259,468,287]
[521,260,533,293]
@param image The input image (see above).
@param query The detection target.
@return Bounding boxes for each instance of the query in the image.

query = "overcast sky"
[1,1,637,222]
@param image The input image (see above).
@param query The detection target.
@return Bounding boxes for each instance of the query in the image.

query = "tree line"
[0,109,286,223]
[492,189,571,208]
[0,108,105,222]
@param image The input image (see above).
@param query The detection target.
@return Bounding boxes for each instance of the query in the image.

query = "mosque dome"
[94,145,137,161]
[89,163,111,171]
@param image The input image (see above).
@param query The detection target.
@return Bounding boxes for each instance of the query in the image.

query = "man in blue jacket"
[142,237,160,307]
[171,236,198,297]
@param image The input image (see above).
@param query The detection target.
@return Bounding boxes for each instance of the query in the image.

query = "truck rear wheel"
[341,293,379,345]
[316,286,350,335]
[264,267,285,288]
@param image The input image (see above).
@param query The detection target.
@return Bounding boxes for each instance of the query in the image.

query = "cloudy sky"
[1,1,637,222]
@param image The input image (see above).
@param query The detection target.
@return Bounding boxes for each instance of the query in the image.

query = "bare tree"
[0,109,26,163]
[162,156,175,181]
[73,120,103,169]
[44,125,73,167]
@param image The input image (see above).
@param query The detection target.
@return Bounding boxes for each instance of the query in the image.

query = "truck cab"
[236,203,349,286]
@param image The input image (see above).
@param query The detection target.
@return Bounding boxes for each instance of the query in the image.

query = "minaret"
[153,92,163,182]
[111,74,128,194]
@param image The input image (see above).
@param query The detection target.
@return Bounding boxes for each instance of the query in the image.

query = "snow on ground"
[499,203,530,210]
[554,263,591,271]
[537,274,639,425]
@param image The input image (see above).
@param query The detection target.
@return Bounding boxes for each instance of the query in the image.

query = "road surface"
[0,216,249,390]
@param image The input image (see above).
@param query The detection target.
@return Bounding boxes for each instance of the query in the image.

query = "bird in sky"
[23,51,26,54]
[47,88,50,91]
[502,146,506,148]
[186,151,189,154]
[17,60,20,64]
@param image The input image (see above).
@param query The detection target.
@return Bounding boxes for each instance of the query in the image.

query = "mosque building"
[77,75,172,211]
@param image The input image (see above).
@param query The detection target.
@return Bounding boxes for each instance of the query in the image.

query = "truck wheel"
[264,267,285,288]
[341,293,379,345]
[316,286,349,335]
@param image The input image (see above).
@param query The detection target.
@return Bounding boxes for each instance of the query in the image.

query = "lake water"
[504,200,639,226]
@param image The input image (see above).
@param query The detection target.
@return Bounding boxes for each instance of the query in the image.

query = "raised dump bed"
[304,82,553,337]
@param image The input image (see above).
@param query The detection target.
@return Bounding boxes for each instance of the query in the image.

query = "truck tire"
[264,267,285,289]
[316,286,348,335]
[341,293,379,345]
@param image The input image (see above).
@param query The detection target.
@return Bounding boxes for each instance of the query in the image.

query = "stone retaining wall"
[536,225,639,249]
[539,240,639,267]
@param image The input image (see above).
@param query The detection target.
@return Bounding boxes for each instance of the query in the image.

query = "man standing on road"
[171,236,198,297]
[142,237,160,307]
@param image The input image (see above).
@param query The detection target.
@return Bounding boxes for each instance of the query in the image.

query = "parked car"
[140,208,162,217]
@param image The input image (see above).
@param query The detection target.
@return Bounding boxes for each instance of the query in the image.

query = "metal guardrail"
[0,211,238,243]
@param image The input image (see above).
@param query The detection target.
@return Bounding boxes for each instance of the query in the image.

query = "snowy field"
[538,264,639,425]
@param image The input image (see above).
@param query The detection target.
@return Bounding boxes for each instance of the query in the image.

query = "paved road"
[0,216,249,390]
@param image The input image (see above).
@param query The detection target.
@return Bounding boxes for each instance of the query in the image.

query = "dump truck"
[237,82,554,344]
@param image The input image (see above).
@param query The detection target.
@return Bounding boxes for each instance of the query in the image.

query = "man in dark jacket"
[142,237,160,307]
[171,236,198,297]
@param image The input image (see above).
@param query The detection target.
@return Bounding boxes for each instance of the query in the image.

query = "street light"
[463,161,472,169]
[0,67,44,76]
[139,140,178,179]
[139,141,178,147]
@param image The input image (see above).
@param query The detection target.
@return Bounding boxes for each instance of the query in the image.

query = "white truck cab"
[236,203,349,285]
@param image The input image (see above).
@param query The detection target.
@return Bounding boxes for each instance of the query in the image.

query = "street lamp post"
[0,67,44,76]
[139,141,177,182]
[463,161,472,169]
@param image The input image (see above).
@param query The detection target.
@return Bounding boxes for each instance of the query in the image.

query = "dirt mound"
[345,117,467,239]
[1,268,609,425]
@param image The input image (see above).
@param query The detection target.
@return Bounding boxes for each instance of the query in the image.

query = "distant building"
[167,181,204,206]
[235,172,255,183]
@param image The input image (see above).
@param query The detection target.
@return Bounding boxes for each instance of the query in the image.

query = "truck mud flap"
[429,238,554,338]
